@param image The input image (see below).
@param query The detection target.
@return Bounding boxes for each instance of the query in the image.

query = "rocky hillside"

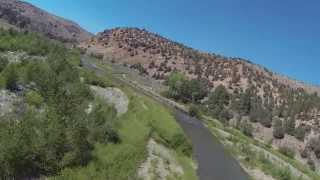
[0,0,92,43]
[82,27,320,96]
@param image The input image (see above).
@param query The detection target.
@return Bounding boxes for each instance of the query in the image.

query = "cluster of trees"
[0,29,119,179]
[206,85,232,124]
[0,28,54,56]
[165,71,318,144]
[205,84,318,142]
[165,72,208,103]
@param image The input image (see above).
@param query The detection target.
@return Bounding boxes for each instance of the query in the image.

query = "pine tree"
[273,118,285,139]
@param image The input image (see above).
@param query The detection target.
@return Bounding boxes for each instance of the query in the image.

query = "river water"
[175,111,249,180]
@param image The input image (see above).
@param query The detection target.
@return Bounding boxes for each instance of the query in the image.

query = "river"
[175,111,249,180]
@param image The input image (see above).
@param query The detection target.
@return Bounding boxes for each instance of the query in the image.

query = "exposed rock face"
[138,139,184,180]
[90,86,129,116]
[0,90,19,116]
[0,0,92,43]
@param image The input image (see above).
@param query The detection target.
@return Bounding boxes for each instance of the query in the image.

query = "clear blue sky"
[24,0,320,85]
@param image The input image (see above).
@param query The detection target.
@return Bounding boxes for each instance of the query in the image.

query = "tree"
[189,104,200,118]
[207,85,230,121]
[239,120,253,137]
[238,87,253,115]
[0,56,8,72]
[284,116,295,136]
[188,79,208,102]
[208,85,230,108]
[4,64,19,91]
[307,157,315,171]
[273,118,285,139]
[219,109,233,124]
[166,72,208,103]
[259,111,272,128]
[88,100,118,144]
[294,125,307,141]
[25,90,44,108]
[166,72,186,100]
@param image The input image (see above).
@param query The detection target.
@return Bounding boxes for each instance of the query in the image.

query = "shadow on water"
[174,110,249,180]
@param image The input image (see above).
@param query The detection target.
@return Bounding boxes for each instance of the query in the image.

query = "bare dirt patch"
[0,90,19,116]
[137,139,184,180]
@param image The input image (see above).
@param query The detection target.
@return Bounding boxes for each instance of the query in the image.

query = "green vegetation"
[279,146,295,159]
[0,29,196,179]
[0,56,8,72]
[273,118,285,139]
[3,63,19,91]
[204,116,320,180]
[25,90,44,107]
[79,69,112,88]
[189,104,201,118]
[0,28,55,56]
[164,70,319,179]
[164,71,319,172]
[0,29,119,179]
[237,120,253,137]
[206,85,232,124]
[53,79,196,180]
[165,72,208,103]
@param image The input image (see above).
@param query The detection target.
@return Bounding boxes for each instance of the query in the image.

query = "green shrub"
[0,75,5,89]
[279,146,295,159]
[239,120,253,137]
[307,157,315,171]
[88,99,118,144]
[82,70,109,88]
[3,64,19,91]
[25,90,44,107]
[189,104,200,118]
[0,56,8,72]
[273,118,284,139]
[170,133,192,157]
[294,126,307,141]
[276,167,291,180]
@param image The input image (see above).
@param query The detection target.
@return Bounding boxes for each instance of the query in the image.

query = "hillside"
[0,0,92,43]
[0,28,197,180]
[82,27,320,172]
[82,28,320,94]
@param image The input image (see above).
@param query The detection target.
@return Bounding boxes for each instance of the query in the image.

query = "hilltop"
[0,0,92,43]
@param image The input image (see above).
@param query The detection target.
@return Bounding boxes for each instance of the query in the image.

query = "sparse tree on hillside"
[4,64,19,91]
[284,116,296,136]
[0,56,8,72]
[239,120,253,137]
[273,118,285,139]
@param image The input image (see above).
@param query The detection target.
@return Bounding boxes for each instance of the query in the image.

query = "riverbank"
[204,116,313,180]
